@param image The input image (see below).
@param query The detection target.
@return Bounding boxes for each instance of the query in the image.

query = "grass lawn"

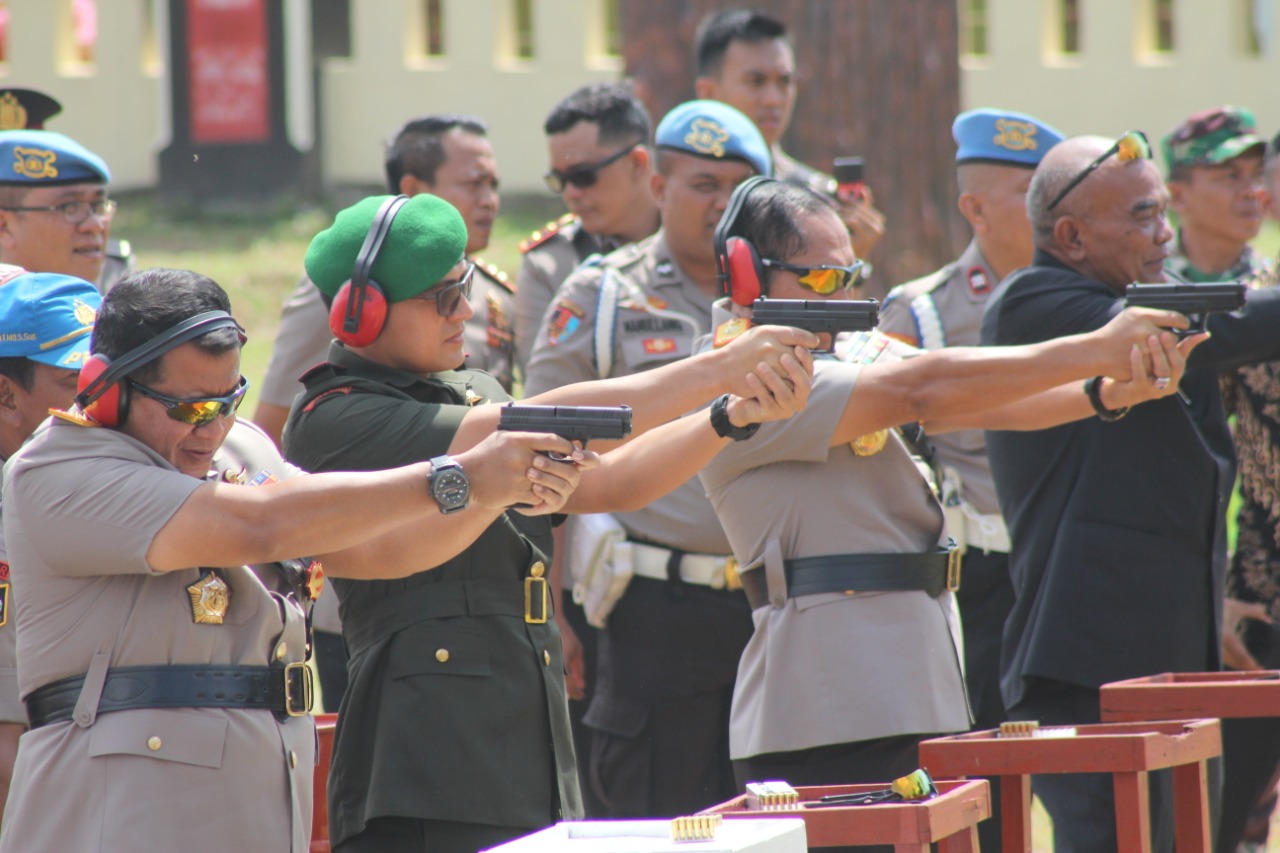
[115,192,561,413]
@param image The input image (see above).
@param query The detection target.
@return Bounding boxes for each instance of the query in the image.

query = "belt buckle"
[283,661,314,717]
[525,562,548,624]
[723,557,743,591]
[945,546,962,592]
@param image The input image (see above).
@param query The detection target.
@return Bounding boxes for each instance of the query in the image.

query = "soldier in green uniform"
[1160,106,1280,853]
[514,83,661,373]
[693,9,885,268]
[283,192,815,853]
[254,114,518,448]
[878,107,1063,853]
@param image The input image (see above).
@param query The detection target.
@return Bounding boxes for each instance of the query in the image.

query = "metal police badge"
[993,118,1038,152]
[685,119,730,158]
[188,569,231,624]
[12,146,58,180]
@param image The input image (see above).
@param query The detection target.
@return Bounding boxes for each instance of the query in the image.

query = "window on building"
[1243,0,1264,56]
[1153,0,1175,52]
[1059,0,1081,55]
[962,0,989,57]
[140,0,160,74]
[0,0,9,64]
[313,0,352,59]
[602,0,620,57]
[60,0,97,67]
[424,0,444,57]
[513,0,535,60]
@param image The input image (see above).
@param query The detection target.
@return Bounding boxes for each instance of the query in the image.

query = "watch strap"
[710,394,760,441]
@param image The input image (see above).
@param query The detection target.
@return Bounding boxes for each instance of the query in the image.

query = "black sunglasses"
[130,376,249,426]
[411,263,475,317]
[543,143,638,193]
[1047,131,1153,212]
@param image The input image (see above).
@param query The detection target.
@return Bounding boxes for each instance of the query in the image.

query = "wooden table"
[1100,670,1280,722]
[919,719,1221,853]
[699,778,990,851]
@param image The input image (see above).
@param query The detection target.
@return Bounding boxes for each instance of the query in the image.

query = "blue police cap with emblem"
[0,130,110,186]
[654,99,772,177]
[0,271,100,369]
[953,108,1065,168]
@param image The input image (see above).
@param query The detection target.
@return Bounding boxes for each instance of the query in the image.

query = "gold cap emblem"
[993,119,1038,152]
[13,146,58,180]
[685,119,730,158]
[73,298,97,327]
[0,93,27,131]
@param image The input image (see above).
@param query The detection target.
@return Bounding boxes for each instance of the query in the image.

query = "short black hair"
[695,8,788,78]
[0,357,34,391]
[543,82,651,146]
[92,268,241,385]
[729,180,835,294]
[384,114,489,192]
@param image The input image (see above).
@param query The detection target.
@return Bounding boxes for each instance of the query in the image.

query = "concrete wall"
[3,0,1277,195]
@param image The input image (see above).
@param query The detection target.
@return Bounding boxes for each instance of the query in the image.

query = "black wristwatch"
[428,455,470,514]
[710,394,760,441]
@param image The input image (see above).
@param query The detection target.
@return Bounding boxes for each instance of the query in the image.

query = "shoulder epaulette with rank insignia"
[471,256,515,294]
[518,213,578,254]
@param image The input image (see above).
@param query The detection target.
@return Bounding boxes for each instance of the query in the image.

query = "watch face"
[432,469,469,510]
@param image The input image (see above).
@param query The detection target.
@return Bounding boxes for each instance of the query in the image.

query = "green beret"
[305,194,468,303]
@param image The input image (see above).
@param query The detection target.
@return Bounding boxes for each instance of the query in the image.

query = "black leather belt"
[740,547,961,610]
[24,663,314,730]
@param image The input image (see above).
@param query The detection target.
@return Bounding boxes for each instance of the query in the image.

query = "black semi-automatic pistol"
[1124,280,1246,334]
[751,297,879,352]
[498,404,633,460]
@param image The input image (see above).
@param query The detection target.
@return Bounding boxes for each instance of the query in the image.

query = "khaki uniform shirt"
[514,215,606,374]
[879,240,1002,515]
[697,312,969,758]
[524,231,729,554]
[0,454,19,726]
[259,262,517,411]
[0,418,314,853]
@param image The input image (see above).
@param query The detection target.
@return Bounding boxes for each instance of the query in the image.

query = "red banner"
[187,0,269,144]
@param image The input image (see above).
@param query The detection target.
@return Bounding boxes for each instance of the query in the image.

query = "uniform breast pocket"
[87,708,228,768]
[388,620,492,680]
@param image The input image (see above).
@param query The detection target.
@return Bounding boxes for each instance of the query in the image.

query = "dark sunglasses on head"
[1047,130,1152,211]
[543,143,639,193]
[760,258,866,294]
[130,375,249,427]
[412,262,475,317]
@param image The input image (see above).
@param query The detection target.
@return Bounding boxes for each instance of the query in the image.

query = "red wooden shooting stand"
[918,719,1220,853]
[311,712,338,853]
[700,779,990,851]
[1100,670,1280,722]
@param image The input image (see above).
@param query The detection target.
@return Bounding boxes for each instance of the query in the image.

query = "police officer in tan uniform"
[693,9,886,268]
[0,271,99,826]
[525,99,773,819]
[699,179,1196,853]
[254,114,517,449]
[0,267,588,852]
[514,83,662,373]
[877,106,1063,852]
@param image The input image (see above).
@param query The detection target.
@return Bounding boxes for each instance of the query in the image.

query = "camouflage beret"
[305,194,468,303]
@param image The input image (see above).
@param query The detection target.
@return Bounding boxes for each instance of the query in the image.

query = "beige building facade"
[1,0,1276,194]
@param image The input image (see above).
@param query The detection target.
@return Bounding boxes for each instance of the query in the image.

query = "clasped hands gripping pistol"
[751,297,880,352]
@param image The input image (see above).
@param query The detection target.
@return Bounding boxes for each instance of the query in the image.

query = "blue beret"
[0,130,110,186]
[0,271,100,369]
[654,100,771,177]
[953,109,1065,168]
